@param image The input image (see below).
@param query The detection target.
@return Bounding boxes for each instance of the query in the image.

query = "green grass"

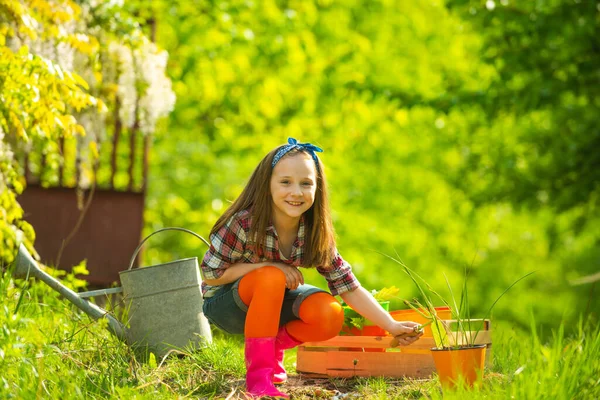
[1,269,599,399]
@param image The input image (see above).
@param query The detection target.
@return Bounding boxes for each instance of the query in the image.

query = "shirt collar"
[267,215,306,246]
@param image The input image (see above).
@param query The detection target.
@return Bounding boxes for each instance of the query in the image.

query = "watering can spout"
[12,244,129,343]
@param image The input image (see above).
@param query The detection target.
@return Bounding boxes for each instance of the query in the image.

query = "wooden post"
[141,13,156,194]
[128,124,138,192]
[58,137,64,186]
[148,17,157,42]
[110,98,122,189]
[75,138,81,188]
[24,152,30,183]
[142,135,149,193]
[41,152,46,181]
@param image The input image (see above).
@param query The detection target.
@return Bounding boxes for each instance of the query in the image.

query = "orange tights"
[239,266,344,341]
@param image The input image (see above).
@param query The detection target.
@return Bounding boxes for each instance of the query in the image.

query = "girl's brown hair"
[211,146,336,268]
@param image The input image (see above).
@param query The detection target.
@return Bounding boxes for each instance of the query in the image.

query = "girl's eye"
[302,182,313,187]
[281,180,290,184]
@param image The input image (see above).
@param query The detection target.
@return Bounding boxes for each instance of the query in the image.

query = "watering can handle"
[128,227,211,270]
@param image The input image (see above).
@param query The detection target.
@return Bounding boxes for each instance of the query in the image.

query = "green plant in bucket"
[382,252,535,388]
[384,254,534,349]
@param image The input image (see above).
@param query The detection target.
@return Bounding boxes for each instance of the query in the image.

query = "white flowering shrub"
[110,42,138,128]
[0,0,175,263]
[135,40,176,135]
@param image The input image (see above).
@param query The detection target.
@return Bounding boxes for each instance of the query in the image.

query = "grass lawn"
[2,271,599,399]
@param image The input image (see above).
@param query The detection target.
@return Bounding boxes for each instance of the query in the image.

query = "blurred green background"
[135,0,599,333]
[4,0,598,336]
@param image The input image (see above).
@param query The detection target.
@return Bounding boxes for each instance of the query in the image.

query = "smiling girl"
[200,138,422,399]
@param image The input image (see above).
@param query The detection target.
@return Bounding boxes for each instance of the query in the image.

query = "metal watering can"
[12,227,213,358]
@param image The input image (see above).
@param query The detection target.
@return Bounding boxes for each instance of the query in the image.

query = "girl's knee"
[240,265,286,293]
[299,292,344,328]
[254,265,286,286]
[238,266,287,307]
[285,293,345,342]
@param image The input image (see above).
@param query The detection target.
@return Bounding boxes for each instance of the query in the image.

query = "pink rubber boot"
[245,337,289,399]
[273,326,303,384]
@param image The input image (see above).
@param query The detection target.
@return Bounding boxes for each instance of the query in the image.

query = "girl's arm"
[340,287,422,346]
[202,262,268,286]
[203,261,304,289]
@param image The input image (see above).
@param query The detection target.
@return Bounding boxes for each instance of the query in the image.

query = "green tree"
[444,0,599,214]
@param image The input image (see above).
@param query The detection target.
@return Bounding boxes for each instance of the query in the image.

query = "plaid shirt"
[201,209,360,297]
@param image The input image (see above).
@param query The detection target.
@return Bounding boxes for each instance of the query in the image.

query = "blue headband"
[272,137,324,169]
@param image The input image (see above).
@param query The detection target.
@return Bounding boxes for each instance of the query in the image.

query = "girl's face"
[270,153,317,224]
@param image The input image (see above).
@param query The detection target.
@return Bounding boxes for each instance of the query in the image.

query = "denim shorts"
[202,278,327,335]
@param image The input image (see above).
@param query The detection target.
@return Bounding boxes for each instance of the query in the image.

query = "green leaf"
[72,261,89,276]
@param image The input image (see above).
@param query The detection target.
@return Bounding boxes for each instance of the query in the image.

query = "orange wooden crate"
[296,323,492,379]
[297,336,436,378]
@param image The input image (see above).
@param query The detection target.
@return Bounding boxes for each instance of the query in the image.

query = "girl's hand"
[272,263,304,290]
[388,321,423,346]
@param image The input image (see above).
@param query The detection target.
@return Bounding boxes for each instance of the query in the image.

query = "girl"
[201,138,422,399]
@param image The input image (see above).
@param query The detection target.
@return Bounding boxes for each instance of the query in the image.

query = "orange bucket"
[389,306,452,337]
[430,345,486,388]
